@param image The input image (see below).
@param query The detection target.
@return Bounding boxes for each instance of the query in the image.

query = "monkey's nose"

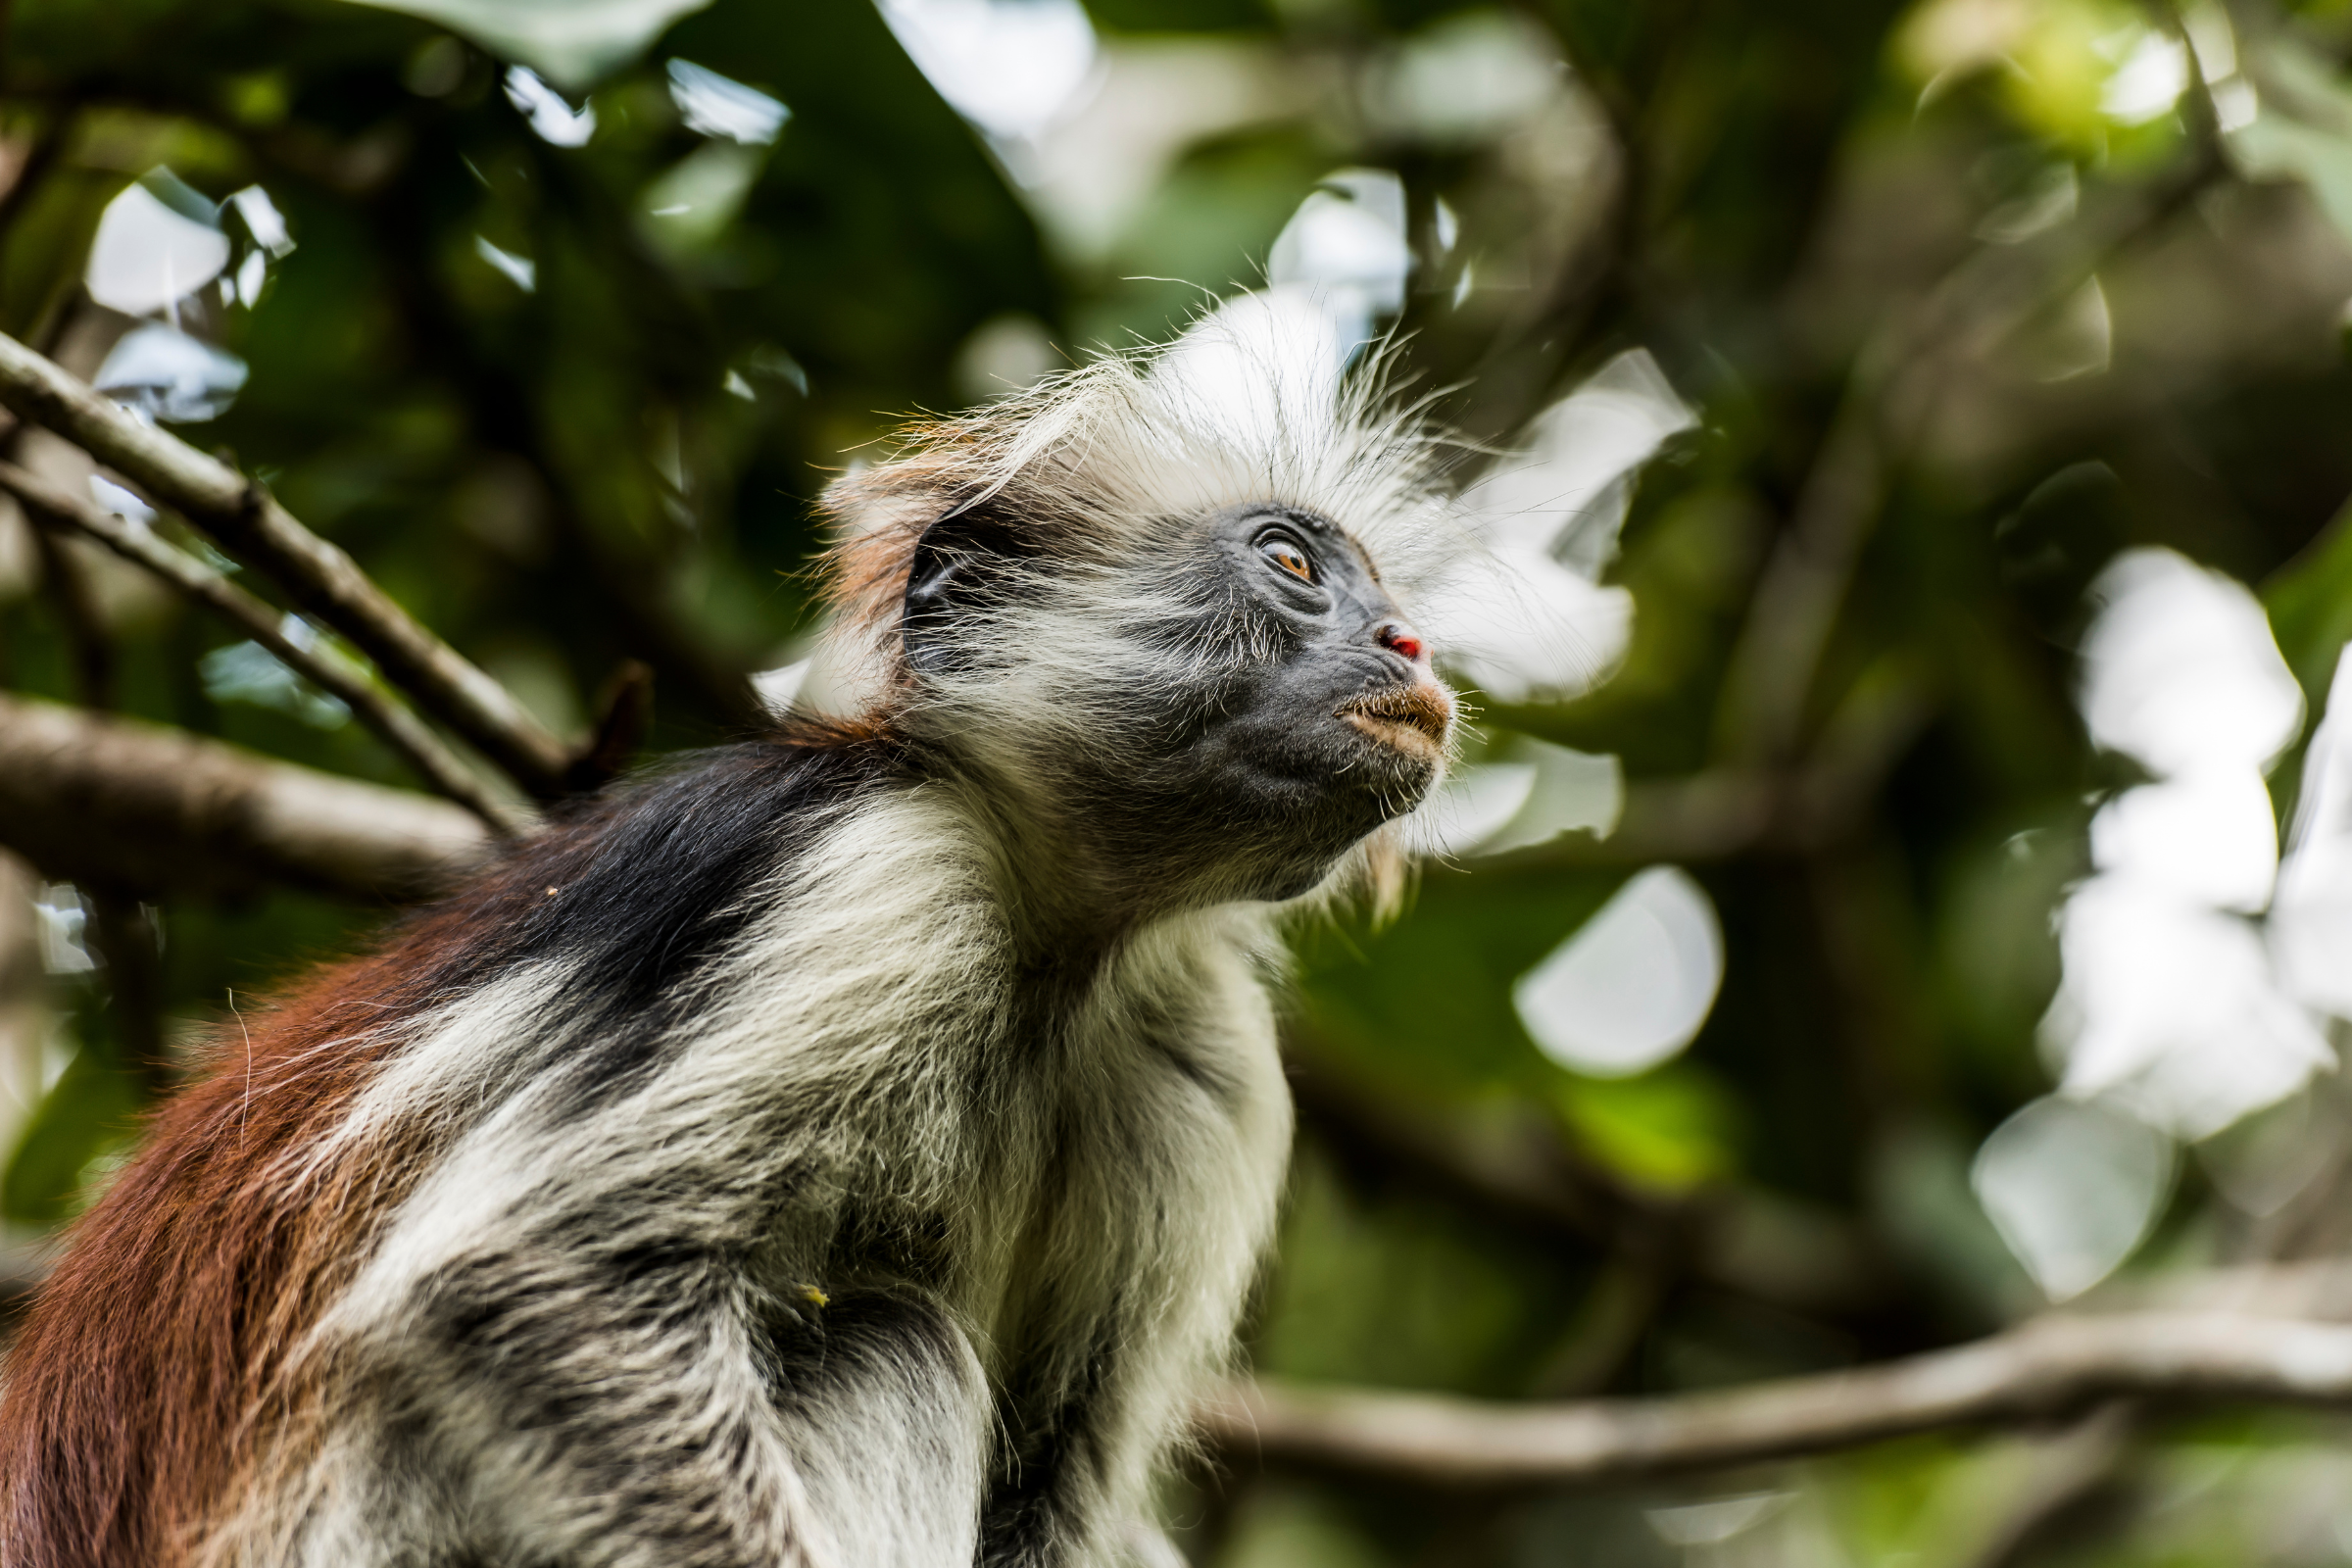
[1375,620,1428,664]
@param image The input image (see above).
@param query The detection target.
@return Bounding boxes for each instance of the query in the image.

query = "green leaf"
[2263,494,2352,705]
[332,0,715,88]
[1553,1062,1742,1193]
[2,1042,147,1228]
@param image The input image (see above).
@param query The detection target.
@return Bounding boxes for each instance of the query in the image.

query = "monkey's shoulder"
[398,730,904,1018]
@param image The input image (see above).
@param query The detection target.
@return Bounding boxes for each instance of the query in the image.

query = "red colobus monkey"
[0,299,1474,1568]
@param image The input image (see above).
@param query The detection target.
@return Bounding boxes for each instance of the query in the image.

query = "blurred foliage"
[10,0,2352,1562]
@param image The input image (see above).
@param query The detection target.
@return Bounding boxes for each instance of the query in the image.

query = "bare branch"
[0,330,572,796]
[1716,400,1889,768]
[0,460,532,837]
[1198,1311,2352,1490]
[0,690,490,901]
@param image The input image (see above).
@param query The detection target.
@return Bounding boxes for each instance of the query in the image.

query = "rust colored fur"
[0,789,734,1567]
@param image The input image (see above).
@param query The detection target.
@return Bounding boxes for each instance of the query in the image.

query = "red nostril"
[1377,621,1426,663]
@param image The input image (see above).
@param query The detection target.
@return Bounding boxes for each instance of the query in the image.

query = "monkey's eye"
[1256,532,1316,583]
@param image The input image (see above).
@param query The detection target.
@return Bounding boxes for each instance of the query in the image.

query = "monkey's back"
[0,732,894,1568]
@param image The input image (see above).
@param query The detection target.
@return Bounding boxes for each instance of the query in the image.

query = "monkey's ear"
[903,503,1028,673]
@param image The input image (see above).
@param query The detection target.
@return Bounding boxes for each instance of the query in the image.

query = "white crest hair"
[820,288,1472,683]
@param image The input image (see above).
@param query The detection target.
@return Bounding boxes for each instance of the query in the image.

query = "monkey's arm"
[372,1222,992,1568]
[293,760,1008,1566]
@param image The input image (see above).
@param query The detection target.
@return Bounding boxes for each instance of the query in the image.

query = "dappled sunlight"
[93,324,247,424]
[879,0,1100,149]
[664,58,788,145]
[1266,170,1412,357]
[502,65,598,145]
[1513,865,1725,1080]
[1973,1093,2175,1300]
[84,180,227,319]
[1422,350,1694,705]
[2037,550,2344,1151]
[1405,734,1624,860]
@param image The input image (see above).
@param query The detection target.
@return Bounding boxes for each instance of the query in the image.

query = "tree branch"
[0,690,490,900]
[0,460,532,837]
[1199,1310,2352,1490]
[1715,396,1890,768]
[0,331,572,796]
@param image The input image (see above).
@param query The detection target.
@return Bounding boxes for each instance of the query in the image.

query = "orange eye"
[1259,536,1314,582]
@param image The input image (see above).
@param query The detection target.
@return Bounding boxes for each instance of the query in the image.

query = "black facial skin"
[1156,502,1447,896]
[905,500,1452,910]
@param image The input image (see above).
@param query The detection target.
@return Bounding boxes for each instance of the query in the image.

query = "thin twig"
[24,503,110,707]
[1526,1252,1672,1398]
[1197,1310,2352,1491]
[0,460,530,836]
[1716,397,1889,767]
[0,330,573,796]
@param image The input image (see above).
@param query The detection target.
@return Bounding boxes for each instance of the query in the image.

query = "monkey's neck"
[919,770,1226,969]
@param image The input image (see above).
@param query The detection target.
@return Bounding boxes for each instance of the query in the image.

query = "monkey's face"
[1141,502,1453,899]
[903,499,1455,907]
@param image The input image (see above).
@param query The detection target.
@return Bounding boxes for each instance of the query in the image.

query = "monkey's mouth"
[1339,682,1453,762]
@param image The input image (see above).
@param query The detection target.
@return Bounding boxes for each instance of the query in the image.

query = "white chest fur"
[284,788,1296,1568]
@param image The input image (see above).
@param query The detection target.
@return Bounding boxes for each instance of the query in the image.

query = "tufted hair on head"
[814,289,1472,700]
[800,293,1489,920]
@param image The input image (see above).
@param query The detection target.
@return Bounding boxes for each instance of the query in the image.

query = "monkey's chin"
[1340,710,1446,768]
[1326,724,1445,829]
[1337,681,1453,776]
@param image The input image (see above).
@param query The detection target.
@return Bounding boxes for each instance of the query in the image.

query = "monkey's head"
[889,492,1453,906]
[820,295,1486,911]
